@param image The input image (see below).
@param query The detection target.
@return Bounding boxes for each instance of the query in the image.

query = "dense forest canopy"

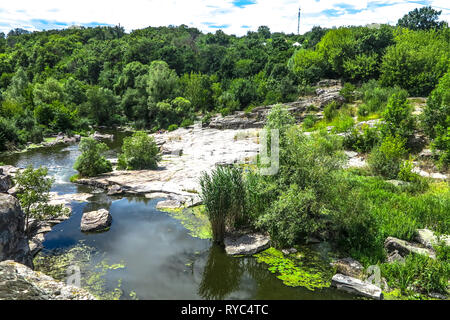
[0,6,448,152]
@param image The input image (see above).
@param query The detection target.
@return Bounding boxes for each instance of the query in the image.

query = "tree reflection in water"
[198,245,243,300]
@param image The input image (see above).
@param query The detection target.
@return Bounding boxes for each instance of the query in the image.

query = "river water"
[0,131,354,300]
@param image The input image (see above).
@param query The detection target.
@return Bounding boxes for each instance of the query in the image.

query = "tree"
[382,91,415,142]
[118,131,161,170]
[397,6,447,31]
[380,29,449,96]
[15,165,68,237]
[146,60,178,104]
[74,137,112,177]
[82,86,117,125]
[117,131,161,170]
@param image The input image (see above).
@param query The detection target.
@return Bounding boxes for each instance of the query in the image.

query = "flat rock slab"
[224,233,270,256]
[156,199,183,210]
[80,209,112,232]
[384,236,436,259]
[331,273,383,300]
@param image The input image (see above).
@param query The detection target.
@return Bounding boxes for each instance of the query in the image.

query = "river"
[0,131,354,300]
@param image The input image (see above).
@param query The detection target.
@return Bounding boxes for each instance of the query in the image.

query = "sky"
[0,0,449,36]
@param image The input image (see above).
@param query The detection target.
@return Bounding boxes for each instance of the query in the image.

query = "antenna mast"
[297,7,301,35]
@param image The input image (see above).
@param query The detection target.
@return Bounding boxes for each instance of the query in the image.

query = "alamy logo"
[259,129,279,175]
[66,265,81,288]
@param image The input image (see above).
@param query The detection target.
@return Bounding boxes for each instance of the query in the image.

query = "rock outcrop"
[331,273,383,300]
[80,209,112,232]
[331,258,364,279]
[384,236,436,260]
[224,232,270,255]
[207,80,344,130]
[0,193,32,267]
[0,260,95,300]
[415,229,450,249]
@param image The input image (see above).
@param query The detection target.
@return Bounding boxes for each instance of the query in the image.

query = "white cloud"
[0,0,448,35]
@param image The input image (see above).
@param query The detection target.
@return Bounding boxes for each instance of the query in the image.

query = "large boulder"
[224,232,270,256]
[80,209,112,232]
[0,174,13,193]
[0,260,95,300]
[331,258,364,279]
[331,274,383,300]
[384,236,436,259]
[0,193,32,267]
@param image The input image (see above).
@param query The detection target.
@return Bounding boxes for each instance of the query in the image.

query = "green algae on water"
[160,205,212,239]
[254,247,334,291]
[33,241,128,300]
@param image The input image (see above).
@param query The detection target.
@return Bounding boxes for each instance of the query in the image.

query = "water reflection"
[198,245,243,300]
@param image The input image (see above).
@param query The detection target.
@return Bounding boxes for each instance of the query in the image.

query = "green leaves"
[74,137,112,177]
[117,131,160,170]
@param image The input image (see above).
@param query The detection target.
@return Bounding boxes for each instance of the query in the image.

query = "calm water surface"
[0,132,354,300]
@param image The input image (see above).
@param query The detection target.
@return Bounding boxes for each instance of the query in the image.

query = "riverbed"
[0,130,354,300]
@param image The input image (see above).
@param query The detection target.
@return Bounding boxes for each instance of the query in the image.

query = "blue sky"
[0,0,448,35]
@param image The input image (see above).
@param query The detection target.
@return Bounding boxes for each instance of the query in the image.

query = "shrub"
[302,115,317,130]
[422,70,450,169]
[74,137,112,177]
[199,166,245,245]
[368,135,406,179]
[343,124,381,153]
[168,124,178,132]
[382,91,415,142]
[117,131,160,170]
[358,80,406,114]
[340,83,356,103]
[381,253,449,295]
[323,101,339,121]
[257,184,322,247]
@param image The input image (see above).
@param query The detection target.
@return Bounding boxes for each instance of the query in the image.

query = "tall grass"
[199,166,245,245]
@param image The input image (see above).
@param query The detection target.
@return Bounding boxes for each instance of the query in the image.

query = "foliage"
[117,131,160,170]
[73,137,112,177]
[380,28,449,96]
[368,135,406,179]
[199,166,245,245]
[421,70,450,169]
[397,6,447,31]
[381,253,449,295]
[381,91,415,142]
[15,165,68,236]
[343,124,381,153]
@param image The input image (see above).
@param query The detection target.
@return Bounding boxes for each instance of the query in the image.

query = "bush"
[323,101,339,121]
[257,184,322,247]
[358,80,406,115]
[117,131,161,170]
[368,135,406,179]
[199,166,245,245]
[381,253,449,295]
[168,124,178,132]
[74,137,112,177]
[343,124,381,153]
[382,91,415,142]
[422,70,450,169]
[340,83,356,103]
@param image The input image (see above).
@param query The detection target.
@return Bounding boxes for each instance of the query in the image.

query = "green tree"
[146,60,178,104]
[117,131,161,170]
[15,165,68,237]
[74,137,112,177]
[397,6,447,31]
